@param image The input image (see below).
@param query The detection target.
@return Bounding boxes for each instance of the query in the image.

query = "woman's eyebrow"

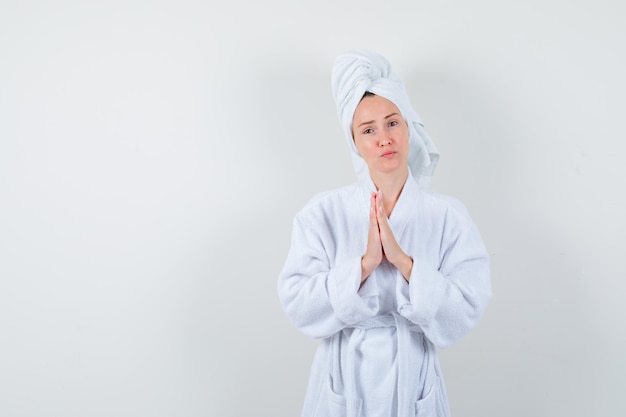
[356,120,375,128]
[357,113,400,128]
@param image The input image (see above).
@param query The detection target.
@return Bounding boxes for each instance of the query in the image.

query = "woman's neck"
[371,168,409,217]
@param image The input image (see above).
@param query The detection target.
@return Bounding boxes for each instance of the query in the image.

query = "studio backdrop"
[1,1,624,416]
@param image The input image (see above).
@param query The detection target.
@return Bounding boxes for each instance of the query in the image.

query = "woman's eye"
[389,120,398,127]
[363,128,374,134]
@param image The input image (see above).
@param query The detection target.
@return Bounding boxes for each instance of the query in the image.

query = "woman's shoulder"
[296,183,361,218]
[303,183,360,209]
[418,188,474,221]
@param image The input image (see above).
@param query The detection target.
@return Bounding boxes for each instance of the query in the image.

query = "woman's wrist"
[361,257,376,283]
[394,254,413,282]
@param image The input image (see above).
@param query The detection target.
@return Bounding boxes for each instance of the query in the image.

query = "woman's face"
[352,94,409,178]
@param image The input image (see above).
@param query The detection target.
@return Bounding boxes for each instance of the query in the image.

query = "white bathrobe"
[278,173,491,417]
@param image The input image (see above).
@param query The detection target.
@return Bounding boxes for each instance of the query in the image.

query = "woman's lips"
[381,151,396,158]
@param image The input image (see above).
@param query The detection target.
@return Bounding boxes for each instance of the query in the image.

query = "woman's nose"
[379,133,392,146]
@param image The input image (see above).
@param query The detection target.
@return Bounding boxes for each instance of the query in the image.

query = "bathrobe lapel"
[358,171,420,244]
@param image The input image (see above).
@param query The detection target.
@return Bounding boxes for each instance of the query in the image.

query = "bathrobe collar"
[358,168,420,238]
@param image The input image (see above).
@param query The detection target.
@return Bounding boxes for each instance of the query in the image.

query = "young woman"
[278,49,492,417]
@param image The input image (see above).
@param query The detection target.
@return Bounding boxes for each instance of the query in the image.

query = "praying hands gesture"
[361,191,414,284]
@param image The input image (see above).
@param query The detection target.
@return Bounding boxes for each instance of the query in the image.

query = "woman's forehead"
[353,95,402,122]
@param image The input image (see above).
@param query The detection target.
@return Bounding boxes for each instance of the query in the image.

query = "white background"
[1,1,625,416]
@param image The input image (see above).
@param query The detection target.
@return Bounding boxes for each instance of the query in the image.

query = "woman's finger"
[370,192,378,225]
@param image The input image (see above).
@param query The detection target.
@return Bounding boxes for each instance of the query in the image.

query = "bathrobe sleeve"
[397,198,492,348]
[278,210,377,339]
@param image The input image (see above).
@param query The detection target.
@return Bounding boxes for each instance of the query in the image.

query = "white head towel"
[331,49,439,187]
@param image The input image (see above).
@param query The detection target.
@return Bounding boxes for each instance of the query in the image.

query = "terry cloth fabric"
[331,49,439,187]
[277,172,492,416]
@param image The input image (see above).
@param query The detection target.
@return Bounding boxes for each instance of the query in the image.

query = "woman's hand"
[361,192,384,283]
[361,191,413,283]
[375,191,413,282]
